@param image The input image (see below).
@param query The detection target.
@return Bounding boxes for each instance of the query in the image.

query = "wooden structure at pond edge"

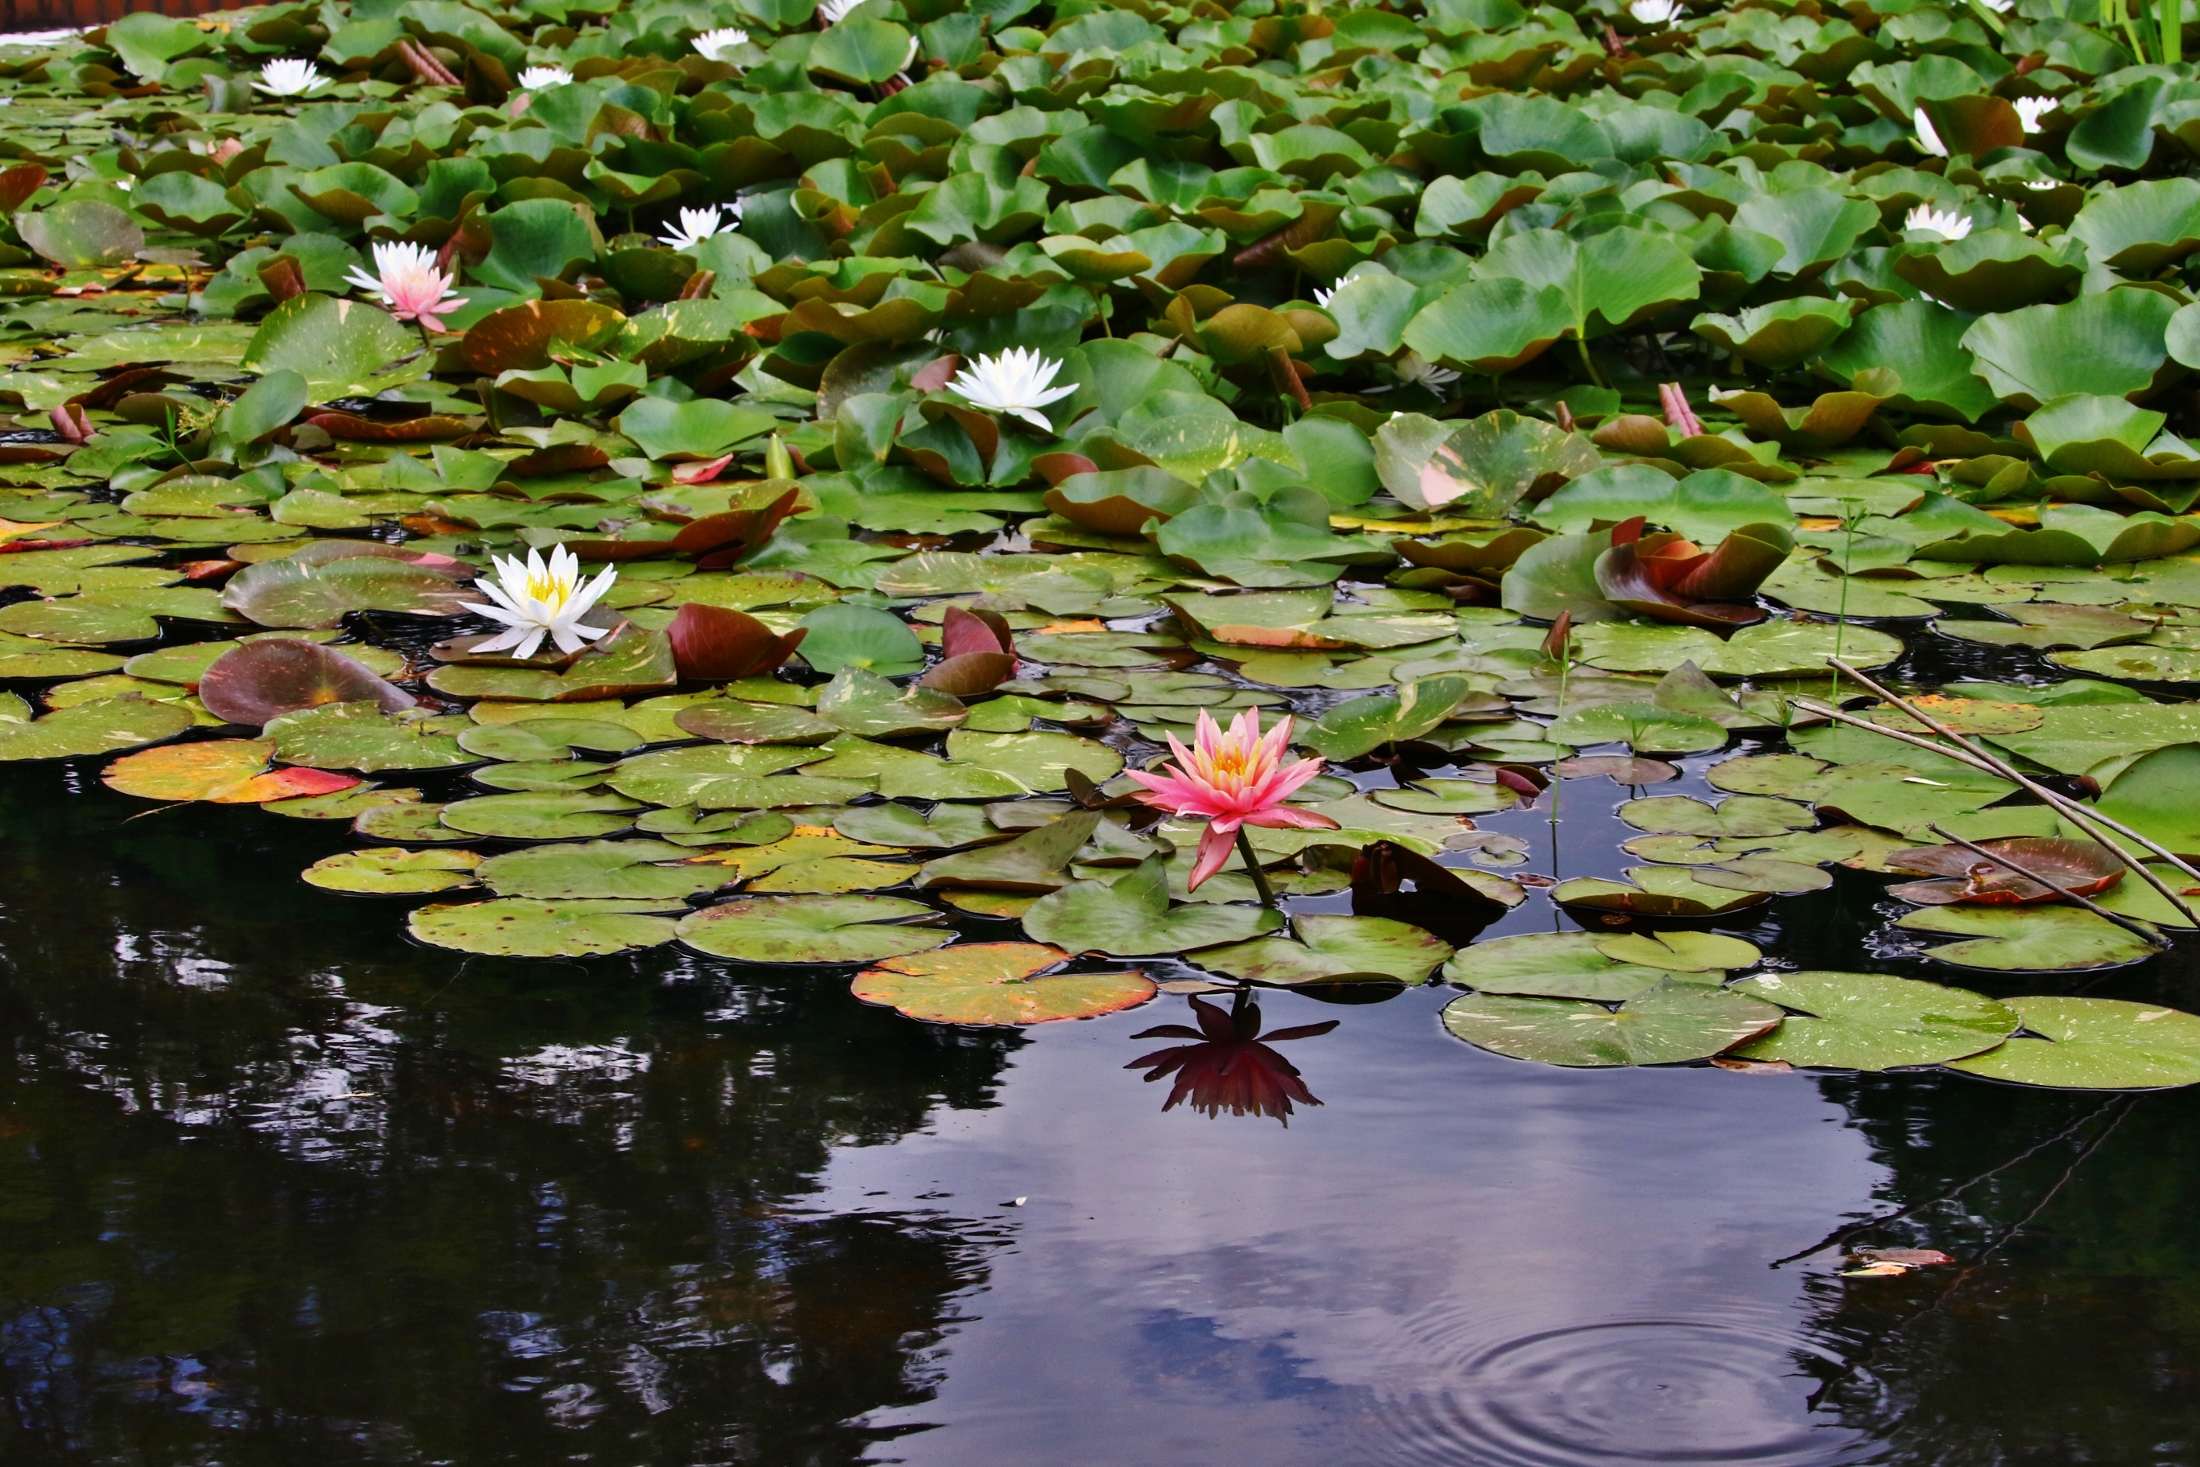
[4,0,223,32]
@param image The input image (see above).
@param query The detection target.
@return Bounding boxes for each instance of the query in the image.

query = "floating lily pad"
[1948,997,2200,1089]
[0,699,196,762]
[676,894,949,963]
[1445,931,1708,1001]
[1896,904,2160,971]
[674,701,840,745]
[355,801,477,843]
[303,847,482,895]
[1595,931,1762,973]
[1440,980,1784,1067]
[851,942,1156,1026]
[814,666,967,737]
[409,898,682,957]
[833,802,1003,849]
[1731,971,2018,1069]
[436,791,644,840]
[1195,914,1453,986]
[476,839,728,901]
[101,738,359,804]
[1023,854,1284,956]
[916,810,1099,892]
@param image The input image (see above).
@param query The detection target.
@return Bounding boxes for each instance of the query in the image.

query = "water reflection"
[1125,991,1338,1123]
[0,768,1020,1463]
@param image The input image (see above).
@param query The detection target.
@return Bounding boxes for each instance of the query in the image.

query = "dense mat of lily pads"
[7,0,2200,1091]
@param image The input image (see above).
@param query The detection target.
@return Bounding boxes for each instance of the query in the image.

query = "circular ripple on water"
[1367,1314,1883,1467]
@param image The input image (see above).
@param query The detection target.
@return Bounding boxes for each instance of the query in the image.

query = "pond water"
[3,630,2198,1466]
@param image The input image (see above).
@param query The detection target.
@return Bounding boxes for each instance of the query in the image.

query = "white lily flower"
[659,203,741,250]
[945,348,1077,430]
[1392,351,1461,393]
[518,65,572,89]
[1905,204,1973,242]
[1912,106,1948,158]
[254,59,332,98]
[692,27,750,61]
[819,0,862,22]
[1978,0,2014,11]
[2015,95,2058,133]
[1629,0,1682,23]
[463,546,620,660]
[2023,177,2063,190]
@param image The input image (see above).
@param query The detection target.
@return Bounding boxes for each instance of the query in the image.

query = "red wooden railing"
[3,0,226,30]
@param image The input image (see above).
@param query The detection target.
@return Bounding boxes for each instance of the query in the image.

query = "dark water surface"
[4,652,2200,1464]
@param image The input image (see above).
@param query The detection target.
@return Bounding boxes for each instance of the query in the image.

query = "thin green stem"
[1236,826,1278,908]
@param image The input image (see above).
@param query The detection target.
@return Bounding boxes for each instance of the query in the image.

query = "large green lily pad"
[1194,914,1453,986]
[409,898,682,957]
[850,942,1157,1026]
[1948,997,2200,1088]
[1730,970,2018,1069]
[676,894,950,963]
[1896,904,2161,971]
[1022,854,1284,956]
[1440,980,1784,1067]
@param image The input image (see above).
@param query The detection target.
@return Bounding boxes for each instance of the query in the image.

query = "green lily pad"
[674,701,841,745]
[266,702,473,773]
[814,665,967,737]
[1545,701,1728,754]
[915,810,1099,892]
[1595,931,1762,973]
[1023,854,1284,956]
[1194,914,1453,986]
[1444,931,1693,1001]
[355,801,477,843]
[1301,677,1473,760]
[833,802,1004,849]
[409,898,682,957]
[476,839,728,900]
[1896,904,2160,971]
[0,699,194,761]
[1731,970,2018,1069]
[1947,997,2200,1089]
[1440,980,1784,1067]
[303,847,482,895]
[676,894,949,963]
[436,791,644,840]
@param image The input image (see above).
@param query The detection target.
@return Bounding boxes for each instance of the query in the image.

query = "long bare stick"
[1824,658,2200,916]
[1792,696,2200,926]
[1926,824,2167,948]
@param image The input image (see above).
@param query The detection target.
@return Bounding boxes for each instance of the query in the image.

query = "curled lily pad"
[676,894,949,964]
[916,810,1099,892]
[409,899,682,957]
[1887,837,2126,904]
[1948,997,2200,1089]
[851,943,1156,1026]
[303,847,482,895]
[1730,971,2018,1070]
[1440,980,1783,1067]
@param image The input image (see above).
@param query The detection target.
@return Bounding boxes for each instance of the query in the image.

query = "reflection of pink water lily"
[1126,708,1338,893]
[1127,995,1337,1123]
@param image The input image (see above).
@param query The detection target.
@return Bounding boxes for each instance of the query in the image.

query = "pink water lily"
[1127,709,1339,895]
[344,241,466,333]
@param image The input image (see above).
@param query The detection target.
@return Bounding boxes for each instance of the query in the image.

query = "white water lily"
[2023,177,2063,189]
[945,348,1077,430]
[463,546,620,661]
[1905,204,1973,242]
[1629,0,1681,24]
[819,0,862,21]
[1912,106,1948,157]
[1390,351,1461,393]
[2015,95,2058,133]
[692,27,750,61]
[517,65,572,89]
[254,59,332,98]
[1978,0,2014,11]
[660,203,741,250]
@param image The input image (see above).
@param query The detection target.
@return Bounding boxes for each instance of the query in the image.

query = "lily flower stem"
[1235,826,1278,908]
[1796,696,2200,926]
[1803,669,2200,926]
[1927,824,2167,948]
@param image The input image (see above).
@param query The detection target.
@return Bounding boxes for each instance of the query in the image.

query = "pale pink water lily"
[343,241,467,332]
[1128,709,1340,894]
[462,546,619,660]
